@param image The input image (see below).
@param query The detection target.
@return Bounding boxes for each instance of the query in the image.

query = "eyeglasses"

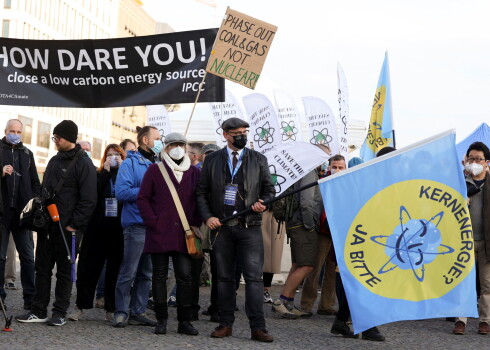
[468,157,486,163]
[51,136,60,143]
[227,130,249,136]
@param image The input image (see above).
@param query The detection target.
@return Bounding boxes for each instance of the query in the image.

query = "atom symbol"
[310,128,333,146]
[281,121,298,141]
[158,129,166,142]
[216,119,223,135]
[373,122,382,130]
[269,164,286,193]
[254,121,275,148]
[370,206,454,282]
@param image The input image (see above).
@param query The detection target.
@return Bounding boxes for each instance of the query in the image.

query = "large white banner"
[337,63,350,163]
[209,89,245,146]
[265,142,330,195]
[273,89,304,142]
[146,105,171,142]
[243,93,282,155]
[302,96,340,156]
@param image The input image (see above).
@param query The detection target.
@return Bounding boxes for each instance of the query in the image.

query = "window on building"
[2,20,9,37]
[92,138,102,160]
[18,116,33,145]
[4,0,11,9]
[37,121,51,148]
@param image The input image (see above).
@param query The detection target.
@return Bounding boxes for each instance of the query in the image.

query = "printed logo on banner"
[281,121,298,141]
[268,164,287,193]
[310,128,333,146]
[158,129,166,142]
[254,121,275,148]
[344,179,472,301]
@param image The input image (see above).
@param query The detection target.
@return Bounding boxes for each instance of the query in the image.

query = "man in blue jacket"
[113,125,161,328]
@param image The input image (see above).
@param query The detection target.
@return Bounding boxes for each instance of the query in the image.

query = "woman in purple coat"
[137,132,201,336]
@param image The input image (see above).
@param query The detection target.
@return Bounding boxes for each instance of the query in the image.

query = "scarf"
[162,152,191,183]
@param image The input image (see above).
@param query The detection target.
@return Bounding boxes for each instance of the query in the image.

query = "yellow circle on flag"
[344,180,474,301]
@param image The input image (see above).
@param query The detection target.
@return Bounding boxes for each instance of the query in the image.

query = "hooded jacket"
[115,150,152,228]
[42,144,97,232]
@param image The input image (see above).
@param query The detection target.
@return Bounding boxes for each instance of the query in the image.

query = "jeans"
[31,227,80,318]
[0,209,35,304]
[114,225,152,317]
[152,252,192,322]
[213,225,265,331]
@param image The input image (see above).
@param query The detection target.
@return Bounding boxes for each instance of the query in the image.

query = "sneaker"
[263,291,273,303]
[112,313,127,328]
[292,306,312,318]
[271,299,298,319]
[68,307,84,321]
[16,312,48,323]
[95,297,105,309]
[105,312,114,322]
[47,315,67,326]
[167,295,177,307]
[128,313,157,326]
[362,326,385,341]
[4,282,18,290]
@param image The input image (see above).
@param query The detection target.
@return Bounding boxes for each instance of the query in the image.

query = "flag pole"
[392,130,396,148]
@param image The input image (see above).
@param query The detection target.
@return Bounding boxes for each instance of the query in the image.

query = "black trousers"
[190,256,203,314]
[75,225,124,312]
[336,272,350,322]
[152,252,192,322]
[31,227,80,318]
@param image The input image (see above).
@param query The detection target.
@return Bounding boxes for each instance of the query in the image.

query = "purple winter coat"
[137,161,201,254]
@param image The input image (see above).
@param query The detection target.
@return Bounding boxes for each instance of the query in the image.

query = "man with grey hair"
[1,119,40,310]
[78,140,92,158]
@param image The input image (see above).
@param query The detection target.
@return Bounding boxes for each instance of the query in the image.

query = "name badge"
[105,198,118,217]
[224,184,238,206]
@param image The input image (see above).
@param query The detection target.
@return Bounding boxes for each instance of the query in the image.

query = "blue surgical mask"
[85,151,92,159]
[6,133,21,145]
[151,140,163,155]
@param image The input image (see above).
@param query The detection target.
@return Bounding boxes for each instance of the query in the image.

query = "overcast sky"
[143,0,490,148]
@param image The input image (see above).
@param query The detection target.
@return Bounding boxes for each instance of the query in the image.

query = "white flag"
[273,89,304,142]
[265,142,330,195]
[302,96,340,156]
[208,89,245,146]
[243,93,282,155]
[146,105,171,142]
[337,63,350,163]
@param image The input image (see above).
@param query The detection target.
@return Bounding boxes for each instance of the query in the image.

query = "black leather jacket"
[196,147,275,226]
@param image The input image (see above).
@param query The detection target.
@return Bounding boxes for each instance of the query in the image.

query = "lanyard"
[227,150,244,183]
[109,178,115,198]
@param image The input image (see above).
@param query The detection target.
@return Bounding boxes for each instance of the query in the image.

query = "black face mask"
[232,134,247,149]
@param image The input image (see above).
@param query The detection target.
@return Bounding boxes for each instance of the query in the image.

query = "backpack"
[271,185,298,231]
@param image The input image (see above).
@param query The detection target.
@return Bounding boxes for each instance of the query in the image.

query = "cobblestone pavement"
[1,284,488,350]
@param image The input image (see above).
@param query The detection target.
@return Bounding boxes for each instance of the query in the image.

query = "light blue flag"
[320,130,477,334]
[360,52,394,161]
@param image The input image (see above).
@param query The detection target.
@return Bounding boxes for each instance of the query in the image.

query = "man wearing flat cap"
[196,117,275,342]
[17,120,97,326]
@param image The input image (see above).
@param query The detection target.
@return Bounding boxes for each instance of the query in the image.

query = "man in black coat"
[196,117,275,342]
[0,119,40,310]
[16,120,97,326]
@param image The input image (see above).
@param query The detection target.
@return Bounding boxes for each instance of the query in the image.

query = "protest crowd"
[1,115,489,345]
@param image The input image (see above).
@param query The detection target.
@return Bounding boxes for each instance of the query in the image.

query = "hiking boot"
[271,299,298,319]
[478,322,490,335]
[47,315,67,326]
[155,319,167,334]
[263,290,273,303]
[453,321,465,335]
[16,312,48,323]
[68,307,84,321]
[128,313,157,326]
[112,313,127,328]
[330,319,359,338]
[95,297,105,309]
[362,327,385,341]
[178,321,199,335]
[292,305,312,318]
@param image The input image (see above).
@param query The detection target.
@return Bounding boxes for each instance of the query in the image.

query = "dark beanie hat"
[53,120,78,143]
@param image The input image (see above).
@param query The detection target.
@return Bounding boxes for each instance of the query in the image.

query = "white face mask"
[169,146,185,160]
[465,162,484,176]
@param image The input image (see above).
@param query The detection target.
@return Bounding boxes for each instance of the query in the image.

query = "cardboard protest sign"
[146,105,171,143]
[0,29,224,107]
[206,8,277,90]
